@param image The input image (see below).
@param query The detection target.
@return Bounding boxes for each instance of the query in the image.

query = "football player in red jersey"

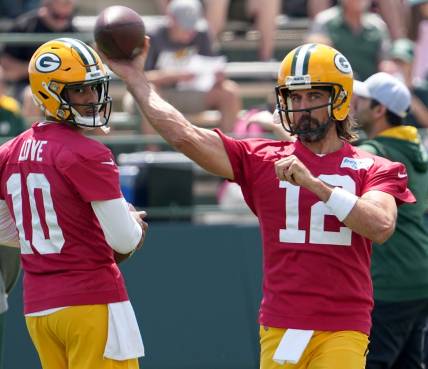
[102,41,415,369]
[0,38,148,369]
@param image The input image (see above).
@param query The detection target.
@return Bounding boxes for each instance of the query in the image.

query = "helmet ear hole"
[38,91,49,100]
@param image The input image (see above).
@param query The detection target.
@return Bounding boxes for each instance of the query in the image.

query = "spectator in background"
[0,246,20,369]
[155,0,169,14]
[0,0,77,101]
[155,0,280,61]
[204,0,281,61]
[378,38,428,128]
[379,38,415,86]
[142,0,241,133]
[307,0,335,18]
[374,0,408,40]
[307,0,390,80]
[0,0,39,20]
[408,0,428,82]
[353,72,428,369]
[307,0,407,40]
[0,67,26,137]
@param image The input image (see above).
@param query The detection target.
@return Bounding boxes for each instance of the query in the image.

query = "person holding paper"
[141,0,242,133]
[102,41,415,369]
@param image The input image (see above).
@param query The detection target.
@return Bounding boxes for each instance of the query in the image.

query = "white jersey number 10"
[7,173,65,254]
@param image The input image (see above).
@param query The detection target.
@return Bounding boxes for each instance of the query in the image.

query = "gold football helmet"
[275,43,353,135]
[28,38,112,128]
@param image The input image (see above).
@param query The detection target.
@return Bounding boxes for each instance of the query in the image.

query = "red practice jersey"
[0,122,128,314]
[216,131,415,334]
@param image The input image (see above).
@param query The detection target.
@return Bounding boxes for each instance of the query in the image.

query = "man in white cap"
[133,0,241,135]
[354,72,428,369]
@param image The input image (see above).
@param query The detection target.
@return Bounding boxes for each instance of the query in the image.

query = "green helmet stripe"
[74,38,100,71]
[293,43,317,76]
[290,46,302,76]
[302,44,316,75]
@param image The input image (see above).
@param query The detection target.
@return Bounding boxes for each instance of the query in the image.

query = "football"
[94,5,146,59]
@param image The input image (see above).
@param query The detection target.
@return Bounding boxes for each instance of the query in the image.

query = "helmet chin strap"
[70,105,102,126]
[61,98,110,128]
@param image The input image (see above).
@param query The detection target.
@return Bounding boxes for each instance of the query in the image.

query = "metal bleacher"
[0,10,309,219]
[0,12,308,130]
[0,14,307,120]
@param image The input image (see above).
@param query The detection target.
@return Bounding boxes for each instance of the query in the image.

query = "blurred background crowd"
[1,0,428,136]
[2,1,428,369]
[0,0,426,214]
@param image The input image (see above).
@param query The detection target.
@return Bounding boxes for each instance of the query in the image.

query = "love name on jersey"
[18,139,48,162]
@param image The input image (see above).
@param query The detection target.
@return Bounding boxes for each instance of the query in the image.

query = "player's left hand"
[132,211,148,247]
[275,155,316,188]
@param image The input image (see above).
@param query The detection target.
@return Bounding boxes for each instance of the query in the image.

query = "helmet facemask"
[275,82,348,142]
[55,77,112,128]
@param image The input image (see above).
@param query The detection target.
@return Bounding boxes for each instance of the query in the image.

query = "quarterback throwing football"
[101,40,415,369]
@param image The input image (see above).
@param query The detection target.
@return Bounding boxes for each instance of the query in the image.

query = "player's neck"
[301,132,344,155]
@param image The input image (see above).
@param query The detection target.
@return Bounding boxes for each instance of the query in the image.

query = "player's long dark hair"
[336,115,359,142]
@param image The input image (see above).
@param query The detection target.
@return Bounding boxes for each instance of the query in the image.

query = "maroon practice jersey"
[216,131,415,334]
[0,122,128,314]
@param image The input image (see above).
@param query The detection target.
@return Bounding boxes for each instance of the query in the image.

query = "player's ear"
[372,103,386,118]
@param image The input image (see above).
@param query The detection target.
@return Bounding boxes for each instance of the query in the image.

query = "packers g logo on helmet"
[28,38,112,128]
[35,53,61,73]
[275,43,354,135]
[334,53,352,74]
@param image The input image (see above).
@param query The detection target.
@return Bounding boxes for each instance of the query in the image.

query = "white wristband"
[325,187,358,222]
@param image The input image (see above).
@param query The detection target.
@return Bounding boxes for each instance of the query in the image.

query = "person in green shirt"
[0,67,26,137]
[0,101,26,137]
[353,72,428,369]
[307,0,390,80]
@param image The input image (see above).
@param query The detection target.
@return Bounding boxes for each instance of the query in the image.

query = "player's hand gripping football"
[132,210,148,248]
[275,155,317,189]
[128,202,148,250]
[97,36,151,84]
[114,204,148,264]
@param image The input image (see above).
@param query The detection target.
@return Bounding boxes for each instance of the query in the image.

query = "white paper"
[273,329,314,365]
[156,51,226,92]
[177,55,226,91]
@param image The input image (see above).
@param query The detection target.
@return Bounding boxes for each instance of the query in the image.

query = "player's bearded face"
[294,113,333,143]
